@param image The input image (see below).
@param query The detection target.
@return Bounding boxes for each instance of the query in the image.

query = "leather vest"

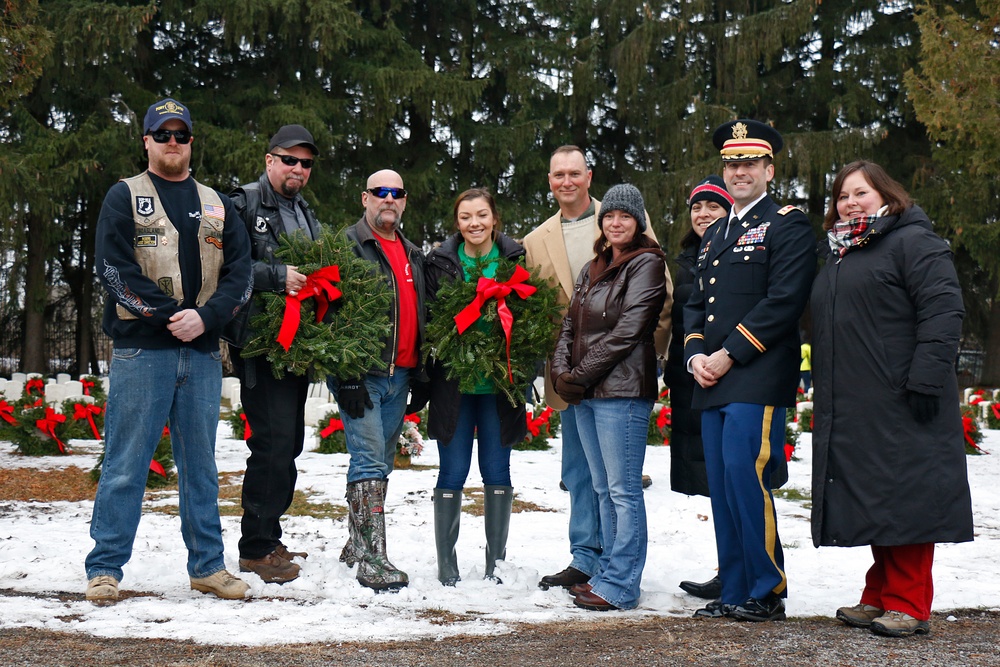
[118,172,225,320]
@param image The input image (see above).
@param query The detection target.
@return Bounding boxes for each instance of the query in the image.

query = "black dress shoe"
[727,593,786,622]
[538,566,590,590]
[679,575,722,600]
[693,599,732,618]
[574,589,617,611]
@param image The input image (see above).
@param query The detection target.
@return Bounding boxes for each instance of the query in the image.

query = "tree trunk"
[21,215,48,373]
[981,297,1000,386]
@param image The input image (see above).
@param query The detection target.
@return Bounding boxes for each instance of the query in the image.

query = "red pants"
[860,543,934,620]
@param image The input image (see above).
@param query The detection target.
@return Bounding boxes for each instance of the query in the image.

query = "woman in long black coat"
[810,161,973,638]
[665,176,731,600]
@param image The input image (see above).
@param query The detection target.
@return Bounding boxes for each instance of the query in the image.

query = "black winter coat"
[423,232,528,448]
[223,172,322,348]
[665,245,709,496]
[810,205,973,548]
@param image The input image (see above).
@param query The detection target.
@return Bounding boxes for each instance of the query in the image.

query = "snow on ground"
[0,424,997,645]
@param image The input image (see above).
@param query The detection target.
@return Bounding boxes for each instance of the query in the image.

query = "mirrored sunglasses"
[366,186,407,199]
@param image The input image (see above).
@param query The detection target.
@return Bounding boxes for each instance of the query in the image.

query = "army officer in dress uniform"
[683,119,816,622]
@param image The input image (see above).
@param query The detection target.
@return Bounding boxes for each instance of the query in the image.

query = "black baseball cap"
[268,124,318,155]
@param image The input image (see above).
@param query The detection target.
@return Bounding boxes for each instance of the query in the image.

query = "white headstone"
[56,373,72,384]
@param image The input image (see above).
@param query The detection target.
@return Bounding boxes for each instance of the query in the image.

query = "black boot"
[679,574,722,600]
[483,485,513,581]
[434,488,463,586]
[344,479,408,591]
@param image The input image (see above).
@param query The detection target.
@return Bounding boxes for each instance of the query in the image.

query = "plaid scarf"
[828,213,880,259]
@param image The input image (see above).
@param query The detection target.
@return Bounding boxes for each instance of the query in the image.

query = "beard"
[148,151,190,179]
[279,176,304,198]
[370,207,400,232]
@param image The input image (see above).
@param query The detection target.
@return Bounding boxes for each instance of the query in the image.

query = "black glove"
[406,381,431,414]
[338,379,373,419]
[555,372,586,405]
[907,390,940,424]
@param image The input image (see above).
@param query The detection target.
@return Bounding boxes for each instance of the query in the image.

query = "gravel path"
[3,609,999,666]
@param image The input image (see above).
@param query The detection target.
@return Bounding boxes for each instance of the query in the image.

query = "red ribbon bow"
[0,400,17,425]
[277,266,343,351]
[35,407,67,453]
[26,378,45,396]
[992,403,1000,421]
[784,443,795,462]
[656,405,672,431]
[970,396,984,406]
[320,417,345,438]
[404,413,421,425]
[453,264,536,383]
[526,406,554,438]
[72,402,103,440]
[962,416,987,453]
[239,412,252,440]
[81,378,95,396]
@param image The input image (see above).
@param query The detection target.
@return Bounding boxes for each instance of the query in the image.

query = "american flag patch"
[203,203,225,220]
[737,222,769,246]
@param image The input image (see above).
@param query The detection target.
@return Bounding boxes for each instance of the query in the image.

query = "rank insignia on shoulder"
[778,205,803,215]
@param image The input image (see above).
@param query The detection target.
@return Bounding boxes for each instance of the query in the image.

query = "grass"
[460,486,555,517]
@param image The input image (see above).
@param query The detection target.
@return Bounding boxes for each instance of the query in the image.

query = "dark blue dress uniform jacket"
[683,194,816,410]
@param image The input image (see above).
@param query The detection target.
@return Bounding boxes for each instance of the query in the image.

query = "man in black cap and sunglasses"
[86,97,252,603]
[222,124,322,585]
[326,169,426,591]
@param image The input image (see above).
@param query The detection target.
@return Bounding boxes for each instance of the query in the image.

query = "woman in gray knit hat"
[550,184,667,611]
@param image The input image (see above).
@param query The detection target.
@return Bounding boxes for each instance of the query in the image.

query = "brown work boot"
[869,610,930,637]
[274,544,308,561]
[190,570,250,599]
[239,551,301,584]
[836,603,884,628]
[85,575,119,604]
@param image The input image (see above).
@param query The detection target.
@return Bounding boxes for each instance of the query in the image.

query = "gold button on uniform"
[708,315,715,322]
[713,259,720,266]
[709,277,716,284]
[743,256,750,261]
[709,297,715,303]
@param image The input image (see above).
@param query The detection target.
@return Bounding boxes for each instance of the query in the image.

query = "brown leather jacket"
[551,245,667,400]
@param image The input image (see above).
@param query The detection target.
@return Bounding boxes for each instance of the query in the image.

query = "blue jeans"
[328,369,410,483]
[702,403,787,604]
[560,403,602,576]
[573,397,652,610]
[436,393,512,490]
[86,347,226,581]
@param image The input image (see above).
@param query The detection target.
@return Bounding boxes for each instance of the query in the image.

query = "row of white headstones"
[0,373,341,429]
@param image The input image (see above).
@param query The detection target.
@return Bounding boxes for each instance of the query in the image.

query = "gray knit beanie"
[600,184,647,232]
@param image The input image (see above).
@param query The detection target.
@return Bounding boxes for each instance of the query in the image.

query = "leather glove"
[406,381,431,414]
[338,379,373,419]
[907,390,940,424]
[555,372,586,405]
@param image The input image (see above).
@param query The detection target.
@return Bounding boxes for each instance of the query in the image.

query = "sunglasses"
[148,129,192,144]
[366,186,407,199]
[270,153,315,169]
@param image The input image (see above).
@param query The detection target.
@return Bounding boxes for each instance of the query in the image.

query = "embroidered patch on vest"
[203,203,225,220]
[205,235,223,249]
[157,277,175,297]
[135,234,158,248]
[136,196,154,217]
[254,216,268,233]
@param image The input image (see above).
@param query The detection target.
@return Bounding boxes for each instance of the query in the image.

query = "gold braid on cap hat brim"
[720,139,773,160]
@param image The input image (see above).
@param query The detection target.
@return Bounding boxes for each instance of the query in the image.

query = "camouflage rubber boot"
[352,478,408,591]
[483,485,513,581]
[433,488,463,586]
[339,488,362,567]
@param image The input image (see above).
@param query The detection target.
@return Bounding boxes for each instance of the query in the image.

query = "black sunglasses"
[366,186,407,199]
[270,153,315,169]
[148,129,192,144]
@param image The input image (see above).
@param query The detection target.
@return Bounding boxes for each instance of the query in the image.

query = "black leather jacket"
[344,217,426,378]
[222,172,321,347]
[552,245,667,400]
[423,232,528,447]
